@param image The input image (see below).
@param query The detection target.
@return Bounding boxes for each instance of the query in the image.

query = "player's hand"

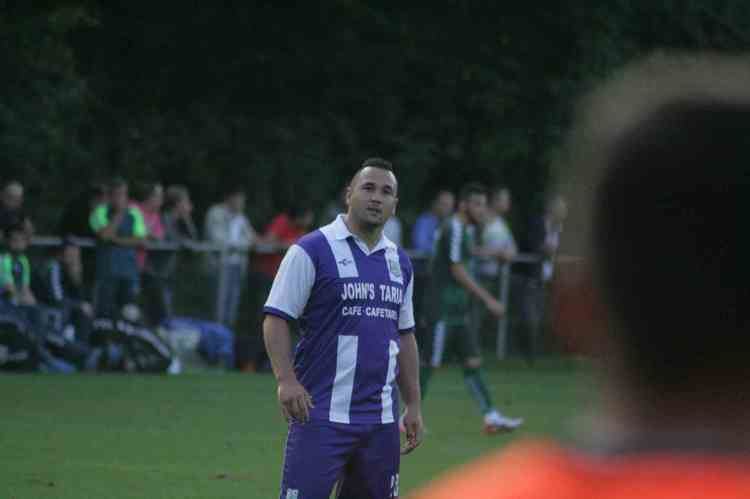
[400,405,424,455]
[484,296,505,318]
[277,378,314,424]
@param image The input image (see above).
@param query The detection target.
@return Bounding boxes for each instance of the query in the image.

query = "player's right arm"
[262,244,316,423]
[450,263,504,317]
[445,220,504,317]
[263,316,314,423]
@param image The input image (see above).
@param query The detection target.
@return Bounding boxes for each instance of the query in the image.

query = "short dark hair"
[458,182,487,202]
[491,186,510,201]
[223,185,245,200]
[165,185,189,211]
[133,181,162,202]
[593,98,750,391]
[109,177,128,192]
[350,157,394,185]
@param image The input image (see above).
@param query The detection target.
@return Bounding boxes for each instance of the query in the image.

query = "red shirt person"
[255,206,314,279]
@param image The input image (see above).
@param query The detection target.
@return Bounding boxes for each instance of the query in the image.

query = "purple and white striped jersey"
[264,215,415,425]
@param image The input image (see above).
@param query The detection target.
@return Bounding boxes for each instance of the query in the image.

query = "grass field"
[0,359,589,498]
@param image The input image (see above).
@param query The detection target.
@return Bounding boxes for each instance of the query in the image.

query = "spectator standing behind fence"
[476,187,517,279]
[159,185,199,320]
[135,183,165,270]
[0,181,33,241]
[473,187,517,350]
[204,187,256,326]
[34,237,94,343]
[135,183,169,326]
[412,190,455,256]
[410,190,455,379]
[89,178,147,319]
[255,205,314,280]
[514,194,567,363]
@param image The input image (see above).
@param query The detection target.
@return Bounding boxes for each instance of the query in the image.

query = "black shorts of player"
[421,318,481,367]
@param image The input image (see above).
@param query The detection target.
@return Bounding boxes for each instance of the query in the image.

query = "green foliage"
[4,2,750,232]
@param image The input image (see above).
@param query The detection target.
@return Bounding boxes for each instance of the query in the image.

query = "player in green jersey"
[421,183,523,434]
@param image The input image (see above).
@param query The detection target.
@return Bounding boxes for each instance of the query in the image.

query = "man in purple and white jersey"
[263,158,423,499]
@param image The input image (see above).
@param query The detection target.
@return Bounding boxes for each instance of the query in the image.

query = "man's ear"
[551,261,608,357]
[345,185,352,209]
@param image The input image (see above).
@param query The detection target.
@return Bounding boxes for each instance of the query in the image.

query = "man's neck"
[343,214,382,250]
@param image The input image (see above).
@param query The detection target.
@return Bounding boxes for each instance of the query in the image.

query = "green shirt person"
[0,225,35,306]
[422,183,522,434]
[89,178,147,318]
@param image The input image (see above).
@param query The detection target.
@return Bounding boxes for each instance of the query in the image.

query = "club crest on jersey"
[387,258,402,278]
[385,249,403,284]
[338,257,353,267]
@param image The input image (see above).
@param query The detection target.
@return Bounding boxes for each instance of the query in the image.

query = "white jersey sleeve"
[398,273,415,332]
[264,244,316,320]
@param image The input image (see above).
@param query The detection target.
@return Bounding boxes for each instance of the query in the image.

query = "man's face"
[149,185,164,209]
[178,196,193,216]
[434,192,455,218]
[110,186,129,211]
[551,197,568,224]
[3,187,23,210]
[462,193,488,225]
[8,231,26,253]
[227,193,245,213]
[494,189,512,215]
[346,167,398,228]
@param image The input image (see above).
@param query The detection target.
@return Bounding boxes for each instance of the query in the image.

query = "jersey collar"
[331,214,396,254]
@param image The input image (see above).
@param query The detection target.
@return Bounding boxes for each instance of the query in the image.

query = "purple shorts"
[279,420,400,499]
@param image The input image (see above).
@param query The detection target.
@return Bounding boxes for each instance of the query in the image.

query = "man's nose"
[369,191,384,203]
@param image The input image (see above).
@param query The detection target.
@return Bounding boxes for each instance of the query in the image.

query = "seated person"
[0,224,36,308]
[34,237,94,343]
[0,227,92,371]
[0,224,48,338]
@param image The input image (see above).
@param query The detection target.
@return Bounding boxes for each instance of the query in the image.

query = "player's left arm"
[397,332,423,455]
[396,271,423,454]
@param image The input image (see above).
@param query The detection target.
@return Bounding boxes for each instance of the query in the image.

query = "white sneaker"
[167,358,182,375]
[483,410,523,435]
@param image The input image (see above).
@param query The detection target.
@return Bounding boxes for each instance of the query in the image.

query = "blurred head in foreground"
[412,52,750,499]
[558,53,750,428]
